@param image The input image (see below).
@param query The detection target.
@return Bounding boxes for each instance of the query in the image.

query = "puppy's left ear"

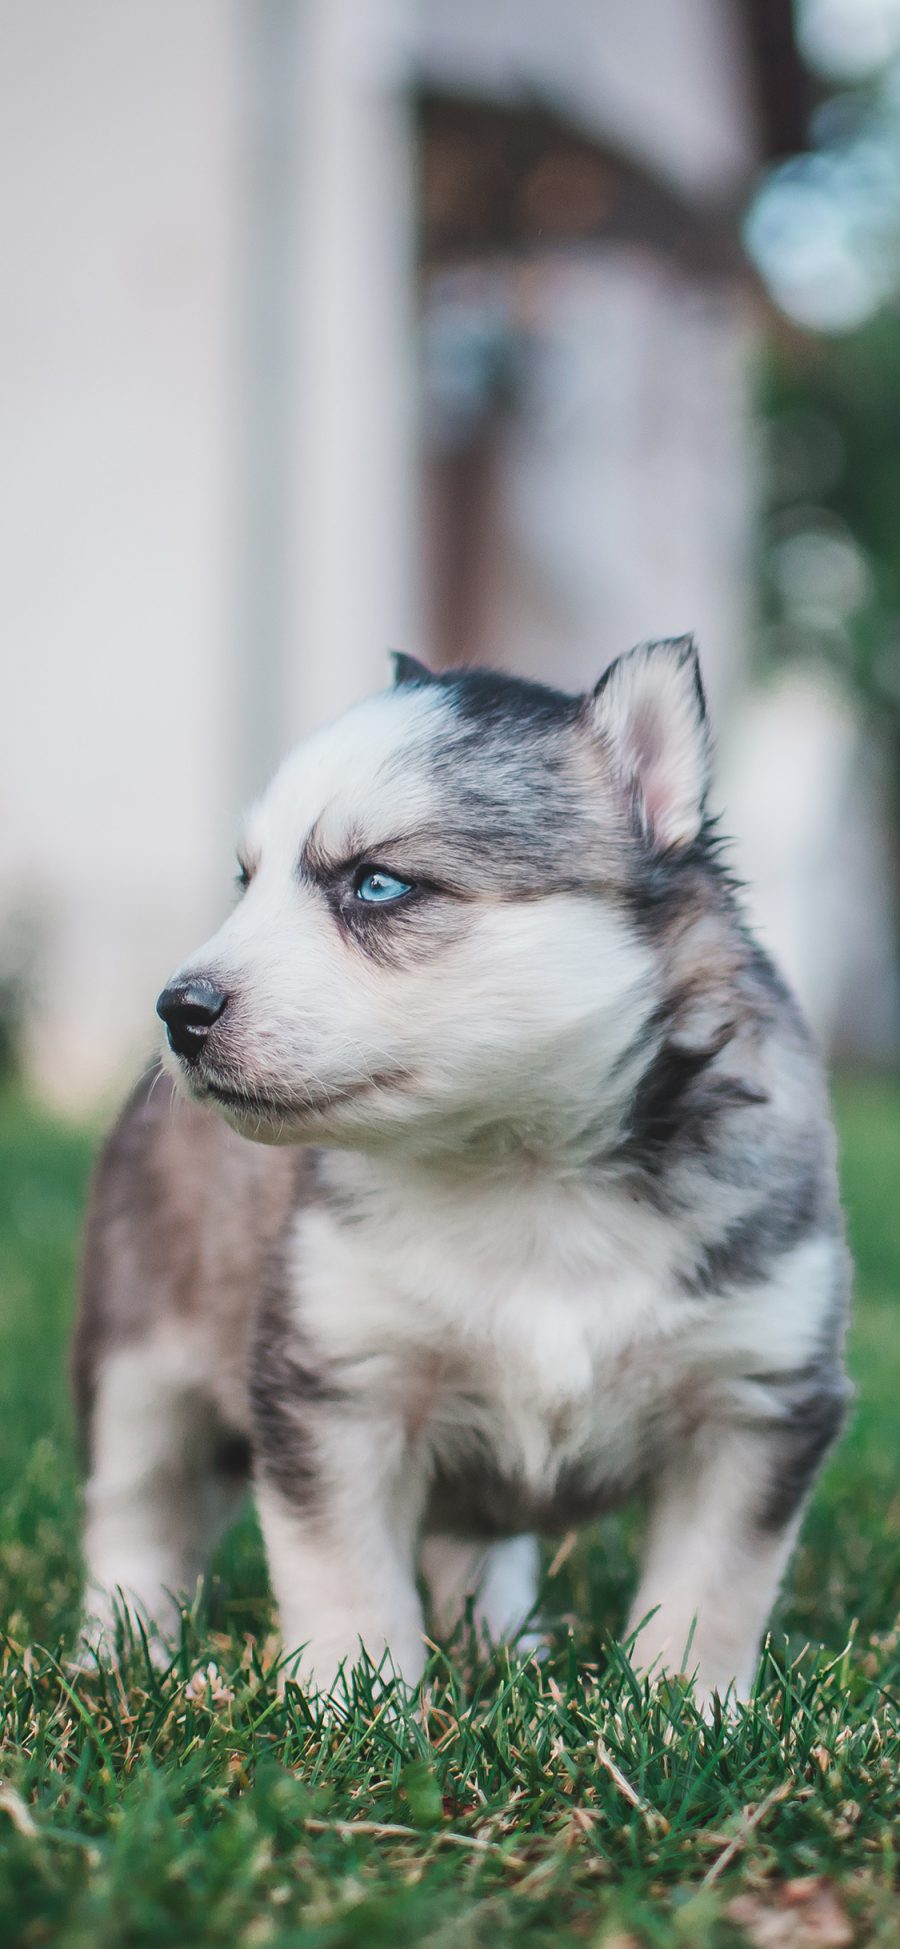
[588,636,711,852]
[390,651,435,689]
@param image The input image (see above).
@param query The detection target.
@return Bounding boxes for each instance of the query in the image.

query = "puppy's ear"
[390,651,435,689]
[588,636,711,852]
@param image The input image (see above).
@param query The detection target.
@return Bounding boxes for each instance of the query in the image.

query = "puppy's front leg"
[251,1347,427,1701]
[627,1379,846,1707]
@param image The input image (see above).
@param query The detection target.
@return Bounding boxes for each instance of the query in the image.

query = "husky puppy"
[74,640,850,1706]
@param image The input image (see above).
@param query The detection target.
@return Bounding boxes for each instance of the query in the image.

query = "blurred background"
[3,0,900,1106]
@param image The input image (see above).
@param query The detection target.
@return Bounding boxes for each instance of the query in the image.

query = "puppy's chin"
[180,1071,330,1145]
[216,1101,302,1146]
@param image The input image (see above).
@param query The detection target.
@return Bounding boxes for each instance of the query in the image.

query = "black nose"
[156,977,228,1061]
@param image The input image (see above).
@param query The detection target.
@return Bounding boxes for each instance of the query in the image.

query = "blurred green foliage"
[760,317,900,736]
[752,20,900,806]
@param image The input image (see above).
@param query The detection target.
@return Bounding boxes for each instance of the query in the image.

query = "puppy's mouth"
[196,1069,407,1123]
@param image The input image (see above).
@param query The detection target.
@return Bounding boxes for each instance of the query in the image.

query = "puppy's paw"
[71,1592,177,1675]
[276,1641,422,1727]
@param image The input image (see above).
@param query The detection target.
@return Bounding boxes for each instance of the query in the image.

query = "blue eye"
[354,868,414,905]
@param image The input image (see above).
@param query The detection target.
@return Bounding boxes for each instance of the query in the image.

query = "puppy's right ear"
[587,636,711,853]
[390,652,435,689]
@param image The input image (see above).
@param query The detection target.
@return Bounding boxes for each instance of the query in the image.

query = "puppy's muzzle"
[157,977,229,1062]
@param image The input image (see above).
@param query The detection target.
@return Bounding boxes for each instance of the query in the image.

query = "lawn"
[0,1081,898,1947]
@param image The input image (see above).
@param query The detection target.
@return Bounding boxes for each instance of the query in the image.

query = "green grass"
[1,1082,899,1947]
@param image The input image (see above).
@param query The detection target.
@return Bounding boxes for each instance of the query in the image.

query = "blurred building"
[6,0,872,1106]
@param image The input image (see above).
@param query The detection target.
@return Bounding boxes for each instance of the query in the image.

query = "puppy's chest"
[297,1195,703,1496]
[414,1266,692,1501]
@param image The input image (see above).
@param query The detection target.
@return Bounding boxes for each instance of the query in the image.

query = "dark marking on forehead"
[374,668,605,899]
[293,676,604,906]
[435,666,583,735]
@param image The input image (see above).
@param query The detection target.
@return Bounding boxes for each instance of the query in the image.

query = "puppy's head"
[157,639,712,1151]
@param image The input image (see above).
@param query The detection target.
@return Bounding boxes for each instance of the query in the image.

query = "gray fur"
[757,1372,851,1532]
[73,1065,302,1453]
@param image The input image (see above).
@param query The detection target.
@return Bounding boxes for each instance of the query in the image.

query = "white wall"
[0,1,241,1102]
[284,0,419,735]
